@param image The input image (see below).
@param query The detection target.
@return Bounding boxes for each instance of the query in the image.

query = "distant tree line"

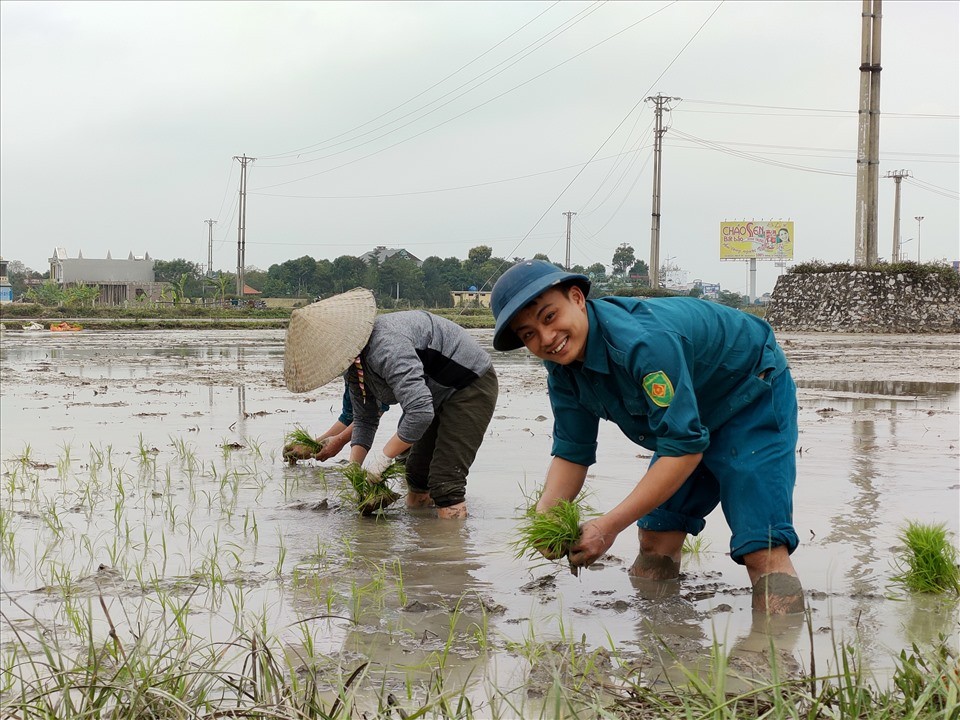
[6,244,664,308]
[149,245,649,308]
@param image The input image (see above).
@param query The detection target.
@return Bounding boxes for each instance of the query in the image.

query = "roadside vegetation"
[788,259,960,289]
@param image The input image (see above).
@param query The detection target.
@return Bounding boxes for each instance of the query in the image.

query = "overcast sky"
[2,0,957,295]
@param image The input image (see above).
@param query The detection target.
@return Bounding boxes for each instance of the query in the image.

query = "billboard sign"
[720,220,794,260]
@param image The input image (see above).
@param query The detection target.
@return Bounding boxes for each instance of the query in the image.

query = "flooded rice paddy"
[0,328,957,711]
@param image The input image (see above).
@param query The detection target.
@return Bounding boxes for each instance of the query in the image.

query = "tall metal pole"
[854,0,882,265]
[885,170,910,261]
[867,0,883,260]
[204,219,217,276]
[563,211,576,270]
[914,215,924,262]
[233,155,255,297]
[646,94,679,288]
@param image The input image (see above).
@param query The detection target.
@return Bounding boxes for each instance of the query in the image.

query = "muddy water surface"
[0,329,957,701]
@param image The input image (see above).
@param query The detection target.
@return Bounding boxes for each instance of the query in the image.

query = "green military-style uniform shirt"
[547,296,788,465]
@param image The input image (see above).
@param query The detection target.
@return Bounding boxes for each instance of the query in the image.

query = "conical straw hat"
[283,288,377,393]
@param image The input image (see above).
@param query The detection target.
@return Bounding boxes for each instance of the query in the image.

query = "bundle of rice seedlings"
[283,427,329,464]
[891,520,960,595]
[341,462,404,516]
[513,498,586,567]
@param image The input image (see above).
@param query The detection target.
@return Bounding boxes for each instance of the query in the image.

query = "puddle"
[0,329,957,701]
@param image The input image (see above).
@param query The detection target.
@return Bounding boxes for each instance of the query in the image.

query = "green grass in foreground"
[1,594,957,719]
[892,521,960,595]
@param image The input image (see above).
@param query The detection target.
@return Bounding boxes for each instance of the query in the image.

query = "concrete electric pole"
[914,215,924,262]
[563,211,576,270]
[646,93,679,288]
[204,219,217,276]
[885,170,911,261]
[233,155,255,297]
[854,0,883,265]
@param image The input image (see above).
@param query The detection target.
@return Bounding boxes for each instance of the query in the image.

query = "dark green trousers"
[404,366,498,507]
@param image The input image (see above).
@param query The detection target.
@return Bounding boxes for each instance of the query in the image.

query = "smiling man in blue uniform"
[491,260,804,614]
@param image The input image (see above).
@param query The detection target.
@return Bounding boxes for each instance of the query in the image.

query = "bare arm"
[535,456,589,512]
[319,420,349,440]
[569,453,703,568]
[316,422,352,461]
[349,433,412,465]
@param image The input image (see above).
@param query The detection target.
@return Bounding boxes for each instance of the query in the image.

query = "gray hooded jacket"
[345,311,492,450]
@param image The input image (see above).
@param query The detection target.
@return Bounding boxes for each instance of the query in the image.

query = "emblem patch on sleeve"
[642,370,674,408]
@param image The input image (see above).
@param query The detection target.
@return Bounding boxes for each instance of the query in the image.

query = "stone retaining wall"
[766,271,960,333]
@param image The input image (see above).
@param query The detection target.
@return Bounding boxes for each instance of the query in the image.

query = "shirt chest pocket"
[575,382,610,420]
[622,386,648,416]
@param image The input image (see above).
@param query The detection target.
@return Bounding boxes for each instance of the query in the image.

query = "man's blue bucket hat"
[491,259,590,351]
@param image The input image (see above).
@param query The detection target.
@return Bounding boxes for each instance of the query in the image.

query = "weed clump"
[282,427,328,464]
[514,498,587,565]
[341,462,403,516]
[891,520,960,595]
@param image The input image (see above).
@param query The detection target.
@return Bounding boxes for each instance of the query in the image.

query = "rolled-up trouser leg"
[420,367,498,508]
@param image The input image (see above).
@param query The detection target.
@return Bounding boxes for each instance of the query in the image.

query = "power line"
[257,2,604,165]
[681,98,959,119]
[252,2,678,191]
[905,178,959,200]
[669,129,855,177]
[484,0,723,283]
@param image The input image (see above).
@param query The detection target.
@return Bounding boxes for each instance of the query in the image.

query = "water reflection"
[288,513,494,696]
[795,379,958,406]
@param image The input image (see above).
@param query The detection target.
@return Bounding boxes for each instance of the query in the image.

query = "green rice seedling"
[283,427,329,464]
[891,520,960,594]
[513,498,587,567]
[16,443,33,465]
[276,530,287,577]
[340,462,403,516]
[682,535,711,555]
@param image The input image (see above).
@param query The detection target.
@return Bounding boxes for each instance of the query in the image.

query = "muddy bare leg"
[436,502,467,519]
[406,490,435,508]
[628,528,685,580]
[744,546,804,614]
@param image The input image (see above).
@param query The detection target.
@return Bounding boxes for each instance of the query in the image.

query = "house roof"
[358,246,423,267]
[243,284,262,295]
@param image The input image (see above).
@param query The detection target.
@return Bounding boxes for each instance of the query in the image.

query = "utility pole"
[914,215,924,262]
[885,170,910,261]
[204,219,217,276]
[646,93,679,288]
[233,155,255,298]
[854,0,883,265]
[562,211,576,270]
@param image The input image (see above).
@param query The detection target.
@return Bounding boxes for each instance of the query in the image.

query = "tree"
[6,260,42,299]
[612,244,635,275]
[586,262,606,278]
[331,256,372,294]
[169,274,189,304]
[63,282,100,308]
[688,286,703,298]
[25,281,64,306]
[570,264,587,275]
[376,255,424,306]
[206,273,233,305]
[628,259,649,277]
[154,259,204,298]
[716,290,744,308]
[421,256,464,307]
[468,245,493,265]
